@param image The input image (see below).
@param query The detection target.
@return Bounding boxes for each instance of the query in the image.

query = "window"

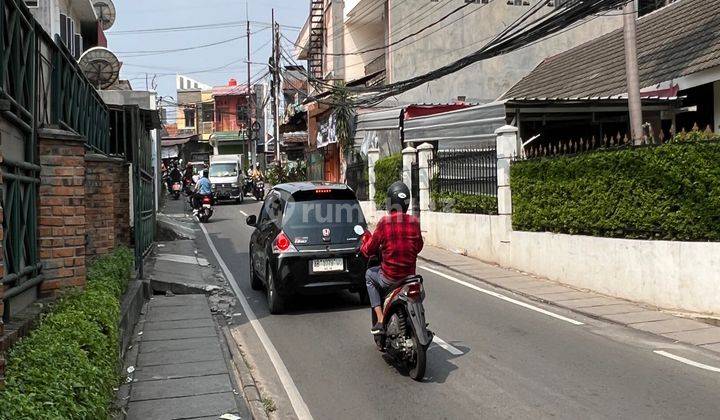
[60,13,69,45]
[237,106,249,125]
[74,34,83,59]
[184,108,196,127]
[202,103,214,122]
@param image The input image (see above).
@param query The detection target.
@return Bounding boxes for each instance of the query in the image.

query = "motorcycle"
[170,181,182,200]
[242,177,254,197]
[193,195,214,223]
[252,180,265,201]
[183,179,195,197]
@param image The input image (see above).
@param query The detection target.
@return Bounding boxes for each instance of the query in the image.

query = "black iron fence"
[429,148,498,196]
[345,160,369,201]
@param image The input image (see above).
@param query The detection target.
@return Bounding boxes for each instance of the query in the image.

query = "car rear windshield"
[282,192,366,245]
[209,163,237,177]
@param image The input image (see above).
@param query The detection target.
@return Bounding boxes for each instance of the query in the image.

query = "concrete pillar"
[714,81,720,134]
[417,142,434,212]
[402,146,416,194]
[367,147,380,202]
[496,125,519,216]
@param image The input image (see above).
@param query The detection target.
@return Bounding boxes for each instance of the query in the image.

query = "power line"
[117,35,247,57]
[108,20,299,35]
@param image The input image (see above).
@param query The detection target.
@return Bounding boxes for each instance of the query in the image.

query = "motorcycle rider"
[192,169,213,213]
[168,163,183,191]
[360,181,424,335]
[250,161,264,180]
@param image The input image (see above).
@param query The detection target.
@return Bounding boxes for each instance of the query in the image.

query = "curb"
[418,254,720,357]
[149,278,225,295]
[220,324,270,420]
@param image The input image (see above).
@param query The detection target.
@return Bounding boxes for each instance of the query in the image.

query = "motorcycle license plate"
[172,184,181,191]
[311,258,344,273]
[202,204,211,208]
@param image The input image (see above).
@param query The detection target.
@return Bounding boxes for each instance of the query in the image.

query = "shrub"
[510,137,720,241]
[266,161,308,185]
[373,153,402,208]
[0,247,134,419]
[431,192,498,215]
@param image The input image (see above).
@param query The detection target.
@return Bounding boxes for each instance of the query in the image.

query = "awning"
[403,103,471,120]
[403,102,507,149]
[210,131,248,145]
[161,134,196,146]
[161,145,179,159]
[353,108,403,156]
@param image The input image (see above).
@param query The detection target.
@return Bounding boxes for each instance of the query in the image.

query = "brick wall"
[115,162,131,247]
[85,155,130,256]
[38,130,86,297]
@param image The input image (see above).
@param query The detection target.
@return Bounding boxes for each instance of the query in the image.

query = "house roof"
[161,134,198,147]
[502,0,720,99]
[212,85,251,97]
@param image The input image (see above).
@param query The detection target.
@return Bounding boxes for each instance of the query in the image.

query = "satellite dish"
[93,0,116,31]
[79,47,121,89]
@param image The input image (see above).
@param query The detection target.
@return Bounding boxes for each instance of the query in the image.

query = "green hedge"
[373,153,402,208]
[432,192,498,215]
[511,138,720,240]
[0,248,134,419]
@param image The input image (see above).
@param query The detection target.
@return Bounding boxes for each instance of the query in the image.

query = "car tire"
[249,248,263,291]
[266,262,285,314]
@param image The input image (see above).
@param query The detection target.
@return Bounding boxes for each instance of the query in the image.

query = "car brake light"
[272,231,297,254]
[315,188,331,194]
[406,282,422,299]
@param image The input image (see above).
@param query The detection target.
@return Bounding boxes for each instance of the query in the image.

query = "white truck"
[208,154,244,203]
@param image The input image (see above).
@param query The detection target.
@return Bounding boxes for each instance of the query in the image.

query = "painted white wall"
[419,210,720,316]
[389,0,623,103]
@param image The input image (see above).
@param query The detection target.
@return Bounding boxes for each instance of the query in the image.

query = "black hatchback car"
[246,182,368,314]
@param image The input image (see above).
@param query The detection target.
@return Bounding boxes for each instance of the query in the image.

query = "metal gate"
[345,160,368,201]
[0,0,42,320]
[410,162,420,219]
[129,106,155,278]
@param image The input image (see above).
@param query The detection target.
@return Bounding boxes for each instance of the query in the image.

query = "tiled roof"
[502,0,720,99]
[212,85,251,97]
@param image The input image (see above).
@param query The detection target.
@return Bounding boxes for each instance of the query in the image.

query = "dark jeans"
[365,266,394,309]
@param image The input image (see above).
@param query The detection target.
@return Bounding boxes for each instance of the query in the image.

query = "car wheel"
[266,262,285,314]
[249,248,263,290]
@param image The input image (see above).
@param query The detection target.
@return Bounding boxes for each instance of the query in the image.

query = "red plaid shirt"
[361,212,424,281]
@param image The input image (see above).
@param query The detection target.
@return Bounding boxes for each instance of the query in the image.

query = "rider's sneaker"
[371,322,384,335]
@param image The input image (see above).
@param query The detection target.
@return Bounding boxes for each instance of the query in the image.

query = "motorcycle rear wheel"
[408,327,426,381]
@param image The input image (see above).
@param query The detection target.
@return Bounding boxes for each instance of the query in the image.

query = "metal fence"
[345,160,368,201]
[429,148,498,196]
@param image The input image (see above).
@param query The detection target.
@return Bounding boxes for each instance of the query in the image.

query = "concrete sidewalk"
[120,295,249,420]
[419,245,720,355]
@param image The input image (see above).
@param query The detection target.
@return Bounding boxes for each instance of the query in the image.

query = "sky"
[108,0,307,116]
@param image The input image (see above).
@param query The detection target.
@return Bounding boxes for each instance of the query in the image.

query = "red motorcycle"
[370,266,433,381]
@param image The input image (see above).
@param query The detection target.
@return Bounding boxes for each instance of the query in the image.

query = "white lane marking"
[418,265,584,326]
[654,350,720,373]
[199,223,313,420]
[239,210,249,217]
[155,254,209,266]
[432,336,464,355]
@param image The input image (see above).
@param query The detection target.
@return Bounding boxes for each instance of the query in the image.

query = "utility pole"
[271,9,281,163]
[623,1,643,144]
[246,2,256,169]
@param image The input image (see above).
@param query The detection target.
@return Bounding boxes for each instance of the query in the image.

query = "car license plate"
[311,258,343,273]
[202,204,211,208]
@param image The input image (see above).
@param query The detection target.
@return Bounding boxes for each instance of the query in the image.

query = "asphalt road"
[190,198,720,420]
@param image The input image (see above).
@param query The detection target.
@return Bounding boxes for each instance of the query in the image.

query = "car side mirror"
[246,215,257,227]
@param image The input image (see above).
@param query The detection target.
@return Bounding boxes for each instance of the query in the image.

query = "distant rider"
[193,169,213,212]
[168,163,182,190]
[360,182,424,335]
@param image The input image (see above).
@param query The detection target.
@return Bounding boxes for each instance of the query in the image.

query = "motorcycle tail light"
[406,282,423,299]
[202,196,211,204]
[272,231,297,254]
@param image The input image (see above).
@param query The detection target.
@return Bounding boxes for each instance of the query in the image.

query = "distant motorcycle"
[170,182,182,200]
[253,180,265,201]
[192,195,214,223]
[243,177,254,197]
